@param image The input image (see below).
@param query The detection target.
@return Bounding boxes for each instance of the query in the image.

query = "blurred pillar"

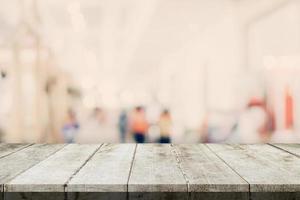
[8,42,23,142]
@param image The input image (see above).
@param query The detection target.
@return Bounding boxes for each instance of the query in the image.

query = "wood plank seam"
[3,144,68,192]
[170,144,190,193]
[0,144,33,160]
[64,144,103,192]
[126,144,137,193]
[4,144,299,196]
[268,144,300,159]
[207,144,300,193]
[128,144,188,193]
[205,144,251,196]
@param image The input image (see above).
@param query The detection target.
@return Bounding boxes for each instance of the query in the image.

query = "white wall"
[247,1,300,133]
[158,1,246,132]
[248,1,300,70]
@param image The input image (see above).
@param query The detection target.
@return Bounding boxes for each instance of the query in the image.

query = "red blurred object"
[247,97,276,136]
[285,86,294,130]
[247,98,265,108]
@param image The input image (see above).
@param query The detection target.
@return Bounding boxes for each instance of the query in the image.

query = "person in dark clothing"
[118,110,128,143]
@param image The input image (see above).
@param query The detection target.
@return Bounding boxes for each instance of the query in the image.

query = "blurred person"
[76,107,117,143]
[0,128,3,142]
[158,109,172,143]
[94,107,106,123]
[118,109,128,143]
[130,106,148,143]
[62,109,80,143]
[284,86,294,130]
[199,116,209,143]
[199,112,239,143]
[229,98,272,143]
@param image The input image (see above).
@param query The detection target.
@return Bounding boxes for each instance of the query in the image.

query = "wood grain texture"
[0,144,65,192]
[190,192,249,200]
[67,144,136,192]
[4,192,65,200]
[129,192,188,200]
[128,144,187,192]
[6,144,101,192]
[173,144,249,192]
[271,144,300,157]
[0,144,31,159]
[67,192,127,200]
[1,143,300,197]
[250,192,300,200]
[207,144,300,192]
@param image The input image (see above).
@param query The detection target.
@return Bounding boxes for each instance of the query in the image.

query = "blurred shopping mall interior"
[0,0,300,143]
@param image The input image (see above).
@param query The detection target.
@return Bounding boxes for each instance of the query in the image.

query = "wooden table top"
[0,143,299,196]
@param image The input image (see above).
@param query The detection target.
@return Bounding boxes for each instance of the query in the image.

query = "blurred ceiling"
[0,0,291,90]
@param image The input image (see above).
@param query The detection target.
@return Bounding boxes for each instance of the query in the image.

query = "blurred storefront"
[0,0,300,143]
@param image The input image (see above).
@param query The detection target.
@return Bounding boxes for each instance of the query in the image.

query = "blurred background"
[0,0,300,143]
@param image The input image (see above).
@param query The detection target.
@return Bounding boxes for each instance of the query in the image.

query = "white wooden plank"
[0,144,31,159]
[128,144,187,192]
[0,144,65,192]
[271,144,300,157]
[207,144,300,192]
[6,144,101,192]
[173,144,249,192]
[67,144,136,192]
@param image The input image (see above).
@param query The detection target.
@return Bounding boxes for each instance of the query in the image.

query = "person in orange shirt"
[130,106,148,143]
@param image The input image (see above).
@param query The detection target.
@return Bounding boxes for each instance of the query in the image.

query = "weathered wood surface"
[0,144,65,192]
[4,192,66,200]
[0,144,31,159]
[128,144,187,192]
[6,144,101,192]
[0,143,299,199]
[271,144,300,157]
[172,144,248,192]
[207,144,300,192]
[67,144,136,192]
